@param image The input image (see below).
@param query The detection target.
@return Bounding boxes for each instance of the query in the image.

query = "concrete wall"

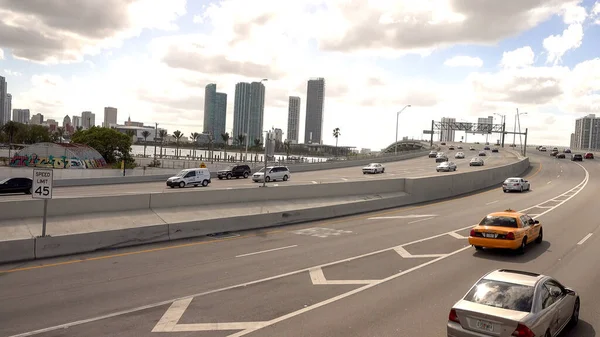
[0,156,530,263]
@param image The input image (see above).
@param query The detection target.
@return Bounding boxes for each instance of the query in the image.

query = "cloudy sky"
[1,0,599,150]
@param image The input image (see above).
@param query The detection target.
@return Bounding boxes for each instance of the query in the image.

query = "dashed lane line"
[577,233,593,245]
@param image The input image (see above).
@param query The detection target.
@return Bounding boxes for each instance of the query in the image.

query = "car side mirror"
[550,288,562,297]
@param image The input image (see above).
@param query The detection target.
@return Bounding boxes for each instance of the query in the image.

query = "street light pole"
[395,104,411,155]
[154,122,158,162]
[245,78,268,162]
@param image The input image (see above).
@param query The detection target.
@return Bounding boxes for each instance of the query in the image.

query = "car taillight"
[448,309,460,323]
[512,323,535,337]
[506,232,515,240]
[470,229,476,236]
[514,183,520,186]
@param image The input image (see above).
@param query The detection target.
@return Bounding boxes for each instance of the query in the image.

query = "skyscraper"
[304,78,325,144]
[287,96,300,144]
[203,84,228,142]
[104,107,117,127]
[203,84,216,134]
[82,111,95,129]
[0,76,6,126]
[232,81,265,145]
[12,109,30,124]
[72,116,81,128]
[573,114,600,150]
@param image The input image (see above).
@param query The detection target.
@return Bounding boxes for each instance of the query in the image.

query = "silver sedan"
[437,161,457,172]
[448,269,579,337]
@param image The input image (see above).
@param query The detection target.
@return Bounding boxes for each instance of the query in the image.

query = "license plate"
[484,233,497,238]
[476,319,494,332]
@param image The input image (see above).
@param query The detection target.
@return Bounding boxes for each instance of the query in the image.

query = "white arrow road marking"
[309,267,377,285]
[368,215,438,220]
[407,217,435,224]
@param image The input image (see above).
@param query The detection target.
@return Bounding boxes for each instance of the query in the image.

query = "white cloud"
[500,46,535,69]
[543,23,584,65]
[0,0,186,64]
[0,48,4,60]
[561,2,587,24]
[443,56,483,67]
[592,1,600,24]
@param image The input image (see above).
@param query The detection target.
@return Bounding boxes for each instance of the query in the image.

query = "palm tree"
[237,134,246,147]
[221,132,230,161]
[141,130,151,157]
[158,129,168,158]
[333,127,341,156]
[173,130,183,158]
[190,132,200,158]
[253,138,262,156]
[55,127,65,143]
[284,140,292,159]
[2,121,19,158]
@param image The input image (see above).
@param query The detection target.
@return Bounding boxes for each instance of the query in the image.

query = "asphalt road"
[2,150,593,337]
[0,147,516,201]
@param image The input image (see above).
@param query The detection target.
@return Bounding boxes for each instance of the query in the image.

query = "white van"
[166,168,211,188]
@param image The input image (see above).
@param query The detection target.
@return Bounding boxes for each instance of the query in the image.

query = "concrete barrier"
[34,224,170,259]
[149,179,406,209]
[51,150,429,187]
[0,157,530,264]
[0,194,152,220]
[0,238,35,264]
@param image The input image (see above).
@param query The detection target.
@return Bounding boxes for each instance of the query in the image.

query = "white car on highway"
[166,168,211,188]
[252,166,291,182]
[362,163,385,174]
[455,152,465,159]
[503,177,531,193]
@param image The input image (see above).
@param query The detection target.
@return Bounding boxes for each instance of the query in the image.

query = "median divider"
[51,150,430,187]
[0,156,530,264]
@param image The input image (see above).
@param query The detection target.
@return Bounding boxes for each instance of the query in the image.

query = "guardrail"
[0,155,530,263]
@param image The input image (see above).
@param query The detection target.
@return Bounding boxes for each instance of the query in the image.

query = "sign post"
[32,168,53,237]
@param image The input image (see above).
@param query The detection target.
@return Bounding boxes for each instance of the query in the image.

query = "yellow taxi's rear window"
[479,216,518,228]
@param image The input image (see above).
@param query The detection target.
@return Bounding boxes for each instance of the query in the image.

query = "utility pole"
[154,122,158,162]
[513,108,517,146]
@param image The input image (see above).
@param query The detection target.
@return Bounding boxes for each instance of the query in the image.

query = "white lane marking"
[235,245,298,258]
[228,246,472,337]
[341,178,348,181]
[309,268,376,285]
[485,200,499,205]
[535,206,554,209]
[552,199,567,202]
[577,233,593,245]
[152,297,192,332]
[407,217,435,224]
[13,164,589,337]
[369,215,438,220]
[447,232,467,239]
[547,181,552,184]
[393,246,445,258]
[311,181,318,184]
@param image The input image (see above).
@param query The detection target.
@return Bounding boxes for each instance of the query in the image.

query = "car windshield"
[175,170,188,177]
[226,166,236,170]
[0,178,9,184]
[505,179,520,183]
[464,279,534,313]
[479,215,518,228]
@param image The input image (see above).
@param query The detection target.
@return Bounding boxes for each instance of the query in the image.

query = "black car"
[435,156,449,163]
[483,146,491,150]
[572,154,583,161]
[0,177,33,194]
[491,148,499,153]
[557,153,566,159]
[217,164,251,179]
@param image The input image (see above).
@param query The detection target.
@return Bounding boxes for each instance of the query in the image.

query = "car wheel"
[194,184,198,187]
[382,168,385,173]
[535,228,543,243]
[474,246,483,251]
[503,189,507,193]
[178,181,185,188]
[363,172,366,174]
[283,175,288,181]
[520,186,524,192]
[202,180,209,187]
[265,176,271,182]
[243,172,249,178]
[26,187,32,195]
[517,238,527,254]
[226,173,232,180]
[569,297,580,327]
[170,186,175,188]
[218,177,223,180]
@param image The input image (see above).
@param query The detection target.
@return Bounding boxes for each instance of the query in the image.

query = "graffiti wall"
[9,154,108,169]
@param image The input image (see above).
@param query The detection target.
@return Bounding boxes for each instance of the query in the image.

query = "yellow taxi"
[468,209,543,254]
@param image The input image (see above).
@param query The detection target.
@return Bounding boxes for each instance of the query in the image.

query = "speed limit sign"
[32,168,53,199]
